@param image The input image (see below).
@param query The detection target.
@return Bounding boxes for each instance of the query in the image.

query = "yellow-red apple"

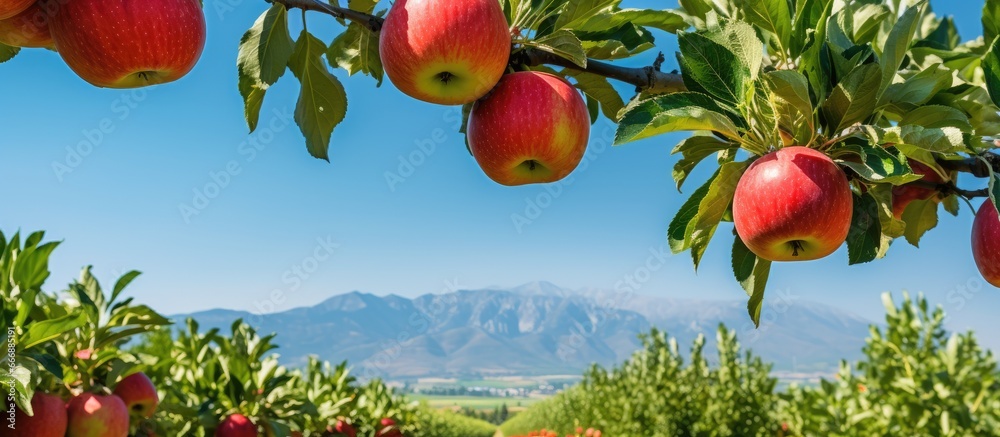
[379,0,510,105]
[467,71,590,186]
[112,372,159,418]
[973,200,1000,287]
[892,159,947,218]
[45,0,206,88]
[0,2,52,48]
[216,414,257,437]
[0,0,31,20]
[66,393,129,437]
[733,146,853,261]
[0,392,67,437]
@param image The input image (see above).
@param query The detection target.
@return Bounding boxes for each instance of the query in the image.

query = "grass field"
[410,394,542,411]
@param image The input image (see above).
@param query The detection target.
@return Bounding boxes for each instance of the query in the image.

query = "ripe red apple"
[0,392,67,437]
[0,2,52,48]
[0,0,31,20]
[467,71,590,186]
[66,393,129,437]
[973,200,1000,287]
[334,420,357,437]
[44,0,206,88]
[379,0,510,105]
[112,372,159,418]
[892,159,947,218]
[216,414,257,437]
[376,418,402,437]
[733,146,853,261]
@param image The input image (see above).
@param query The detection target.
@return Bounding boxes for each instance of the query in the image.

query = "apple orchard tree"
[3,0,1000,326]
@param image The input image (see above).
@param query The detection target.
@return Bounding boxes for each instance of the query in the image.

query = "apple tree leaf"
[687,161,748,270]
[237,4,295,131]
[736,0,791,51]
[568,9,686,33]
[733,237,772,328]
[615,92,742,145]
[565,70,624,122]
[764,70,815,145]
[19,311,88,350]
[883,64,953,111]
[0,43,18,64]
[983,37,1000,109]
[822,63,882,133]
[527,30,588,68]
[901,198,939,248]
[833,144,922,186]
[554,0,619,31]
[576,23,654,60]
[678,23,760,107]
[846,193,883,265]
[878,3,923,97]
[288,30,349,162]
[899,105,973,132]
[983,0,1000,46]
[668,174,713,254]
[672,135,737,191]
[328,22,384,85]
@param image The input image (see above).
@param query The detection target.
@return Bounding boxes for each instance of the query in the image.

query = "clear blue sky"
[1,1,997,343]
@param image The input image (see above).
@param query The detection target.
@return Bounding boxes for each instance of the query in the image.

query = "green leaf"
[737,0,791,50]
[764,70,815,144]
[834,144,922,186]
[983,38,1000,109]
[822,63,881,132]
[576,23,654,60]
[984,0,1000,44]
[565,70,624,121]
[687,161,748,269]
[11,241,59,292]
[733,237,771,328]
[796,0,835,96]
[871,125,968,154]
[328,22,384,85]
[899,105,973,132]
[883,64,953,110]
[988,163,1000,216]
[287,30,349,161]
[569,9,686,33]
[668,175,713,253]
[111,270,141,305]
[615,92,741,145]
[678,24,760,107]
[20,311,88,350]
[346,0,378,14]
[878,3,923,97]
[529,30,588,68]
[901,198,938,247]
[0,43,18,64]
[554,0,619,31]
[237,4,295,131]
[672,135,736,191]
[846,193,882,265]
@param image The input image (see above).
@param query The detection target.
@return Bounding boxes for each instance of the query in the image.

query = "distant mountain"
[179,282,871,379]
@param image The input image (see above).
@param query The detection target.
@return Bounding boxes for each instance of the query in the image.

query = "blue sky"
[1,0,997,345]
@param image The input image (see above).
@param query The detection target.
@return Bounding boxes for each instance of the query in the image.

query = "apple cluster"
[1,372,157,437]
[0,0,206,88]
[378,0,590,186]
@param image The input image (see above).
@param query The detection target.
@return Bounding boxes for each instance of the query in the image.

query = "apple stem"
[790,241,803,257]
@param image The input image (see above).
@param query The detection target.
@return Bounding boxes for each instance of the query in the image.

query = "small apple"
[44,0,206,88]
[733,146,853,261]
[376,418,402,437]
[216,414,257,437]
[112,372,159,418]
[0,0,31,20]
[66,393,129,437]
[892,159,947,218]
[334,420,357,437]
[379,0,510,105]
[467,71,590,186]
[0,392,67,437]
[0,2,52,48]
[972,200,1000,287]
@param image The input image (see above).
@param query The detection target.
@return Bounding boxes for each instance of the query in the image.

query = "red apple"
[376,418,402,437]
[0,392,67,437]
[112,372,159,418]
[0,2,52,48]
[44,0,206,88]
[379,0,510,105]
[66,393,129,437]
[892,159,947,218]
[334,420,357,437]
[467,71,590,186]
[733,146,853,261]
[0,0,31,20]
[216,414,257,437]
[973,200,1000,287]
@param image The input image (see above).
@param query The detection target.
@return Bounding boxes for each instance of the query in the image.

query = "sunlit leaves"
[288,31,349,161]
[672,135,737,191]
[879,3,924,97]
[846,193,883,265]
[732,237,771,327]
[528,30,588,67]
[678,21,762,107]
[900,198,939,247]
[328,23,384,85]
[983,37,1000,109]
[822,63,882,133]
[615,93,741,145]
[566,70,624,121]
[0,43,18,64]
[764,70,815,145]
[737,0,791,53]
[237,4,295,132]
[984,0,1000,44]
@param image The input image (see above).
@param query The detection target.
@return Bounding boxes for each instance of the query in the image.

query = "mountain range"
[179,282,872,379]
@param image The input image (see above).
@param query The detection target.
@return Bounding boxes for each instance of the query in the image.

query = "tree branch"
[911,180,989,199]
[939,151,1000,179]
[266,0,686,93]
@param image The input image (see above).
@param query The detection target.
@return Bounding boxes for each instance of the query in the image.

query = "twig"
[267,0,383,32]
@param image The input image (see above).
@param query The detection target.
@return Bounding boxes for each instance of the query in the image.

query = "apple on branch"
[66,393,129,437]
[113,372,159,418]
[467,71,590,186]
[216,413,258,437]
[0,2,53,48]
[379,0,511,105]
[44,0,206,88]
[892,159,948,218]
[973,200,1000,288]
[733,146,853,262]
[0,392,67,437]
